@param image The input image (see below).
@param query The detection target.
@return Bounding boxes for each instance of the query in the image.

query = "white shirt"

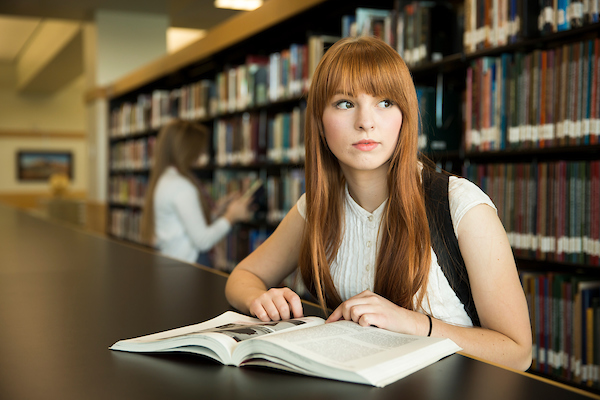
[154,166,231,263]
[296,176,496,326]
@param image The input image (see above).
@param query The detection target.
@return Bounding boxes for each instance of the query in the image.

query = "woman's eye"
[335,100,353,110]
[378,100,393,108]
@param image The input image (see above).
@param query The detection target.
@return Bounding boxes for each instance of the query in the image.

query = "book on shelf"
[245,54,270,107]
[341,14,357,37]
[417,81,462,153]
[109,310,461,387]
[392,2,461,66]
[213,104,305,167]
[355,7,393,46]
[520,272,600,388]
[416,86,434,151]
[212,226,271,273]
[110,208,143,244]
[307,34,341,90]
[266,169,305,223]
[110,137,154,171]
[109,175,148,207]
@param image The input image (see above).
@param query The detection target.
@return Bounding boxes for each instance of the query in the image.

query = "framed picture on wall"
[17,151,73,181]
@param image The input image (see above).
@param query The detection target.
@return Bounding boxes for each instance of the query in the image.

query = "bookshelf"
[99,0,600,393]
[457,0,600,393]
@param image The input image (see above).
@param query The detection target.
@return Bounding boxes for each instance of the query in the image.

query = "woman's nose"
[355,107,375,131]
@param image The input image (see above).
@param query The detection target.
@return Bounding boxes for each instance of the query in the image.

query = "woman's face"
[322,91,402,177]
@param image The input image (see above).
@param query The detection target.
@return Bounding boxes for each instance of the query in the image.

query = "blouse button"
[368,215,373,222]
[365,264,370,271]
[366,241,372,248]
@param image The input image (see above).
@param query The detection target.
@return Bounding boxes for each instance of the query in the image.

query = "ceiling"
[0,0,242,30]
[0,0,248,92]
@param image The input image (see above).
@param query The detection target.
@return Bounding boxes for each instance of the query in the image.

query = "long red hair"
[299,36,431,314]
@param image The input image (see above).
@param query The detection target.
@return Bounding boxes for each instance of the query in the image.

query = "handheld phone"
[241,179,263,201]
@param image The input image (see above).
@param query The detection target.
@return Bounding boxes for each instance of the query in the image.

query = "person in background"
[225,36,532,371]
[141,119,253,267]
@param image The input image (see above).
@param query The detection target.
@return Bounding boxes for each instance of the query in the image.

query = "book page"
[252,320,420,366]
[197,317,321,349]
[110,311,324,365]
[237,320,461,386]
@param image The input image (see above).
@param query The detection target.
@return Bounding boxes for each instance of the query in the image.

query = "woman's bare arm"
[327,204,532,371]
[225,205,306,321]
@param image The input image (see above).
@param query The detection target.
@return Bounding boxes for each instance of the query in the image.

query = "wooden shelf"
[85,0,327,103]
[465,144,600,163]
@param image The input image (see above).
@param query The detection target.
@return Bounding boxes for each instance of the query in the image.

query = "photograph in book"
[109,311,461,387]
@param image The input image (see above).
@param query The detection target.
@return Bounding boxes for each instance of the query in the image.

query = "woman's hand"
[214,191,239,216]
[249,287,304,322]
[223,194,254,224]
[326,290,429,336]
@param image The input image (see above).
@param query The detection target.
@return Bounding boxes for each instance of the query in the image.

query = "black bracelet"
[426,315,433,337]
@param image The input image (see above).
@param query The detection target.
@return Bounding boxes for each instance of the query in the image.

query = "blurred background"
[0,0,257,230]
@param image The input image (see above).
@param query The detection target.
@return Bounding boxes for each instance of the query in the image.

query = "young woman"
[225,36,532,371]
[141,119,253,266]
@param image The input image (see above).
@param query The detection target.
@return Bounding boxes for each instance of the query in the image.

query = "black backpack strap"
[423,169,481,327]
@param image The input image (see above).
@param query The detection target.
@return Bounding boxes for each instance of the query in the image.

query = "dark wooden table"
[0,204,596,400]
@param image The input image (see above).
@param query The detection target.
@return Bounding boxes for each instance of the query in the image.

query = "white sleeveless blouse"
[296,176,496,327]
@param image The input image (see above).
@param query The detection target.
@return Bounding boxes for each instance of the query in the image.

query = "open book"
[109,311,461,387]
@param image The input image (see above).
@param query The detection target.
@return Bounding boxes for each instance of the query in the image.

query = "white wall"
[95,10,168,86]
[86,11,168,202]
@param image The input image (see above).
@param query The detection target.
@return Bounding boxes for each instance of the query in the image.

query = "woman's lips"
[353,140,378,151]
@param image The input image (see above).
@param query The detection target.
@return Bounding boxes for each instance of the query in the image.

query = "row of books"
[520,272,600,388]
[265,169,305,224]
[107,166,306,241]
[196,152,252,267]
[111,90,460,171]
[463,0,599,54]
[211,170,262,205]
[212,227,272,273]
[463,161,600,265]
[538,0,599,34]
[109,175,148,207]
[464,0,530,52]
[109,34,338,138]
[211,169,305,225]
[341,5,462,67]
[465,37,600,152]
[109,136,210,173]
[110,208,143,244]
[110,137,156,171]
[213,106,305,167]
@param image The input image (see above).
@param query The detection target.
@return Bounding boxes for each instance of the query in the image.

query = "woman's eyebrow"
[332,90,355,96]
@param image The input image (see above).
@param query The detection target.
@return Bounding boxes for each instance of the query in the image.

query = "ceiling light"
[214,0,263,11]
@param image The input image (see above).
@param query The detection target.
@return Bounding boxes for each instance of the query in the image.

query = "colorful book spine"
[465,38,600,152]
[464,160,600,264]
